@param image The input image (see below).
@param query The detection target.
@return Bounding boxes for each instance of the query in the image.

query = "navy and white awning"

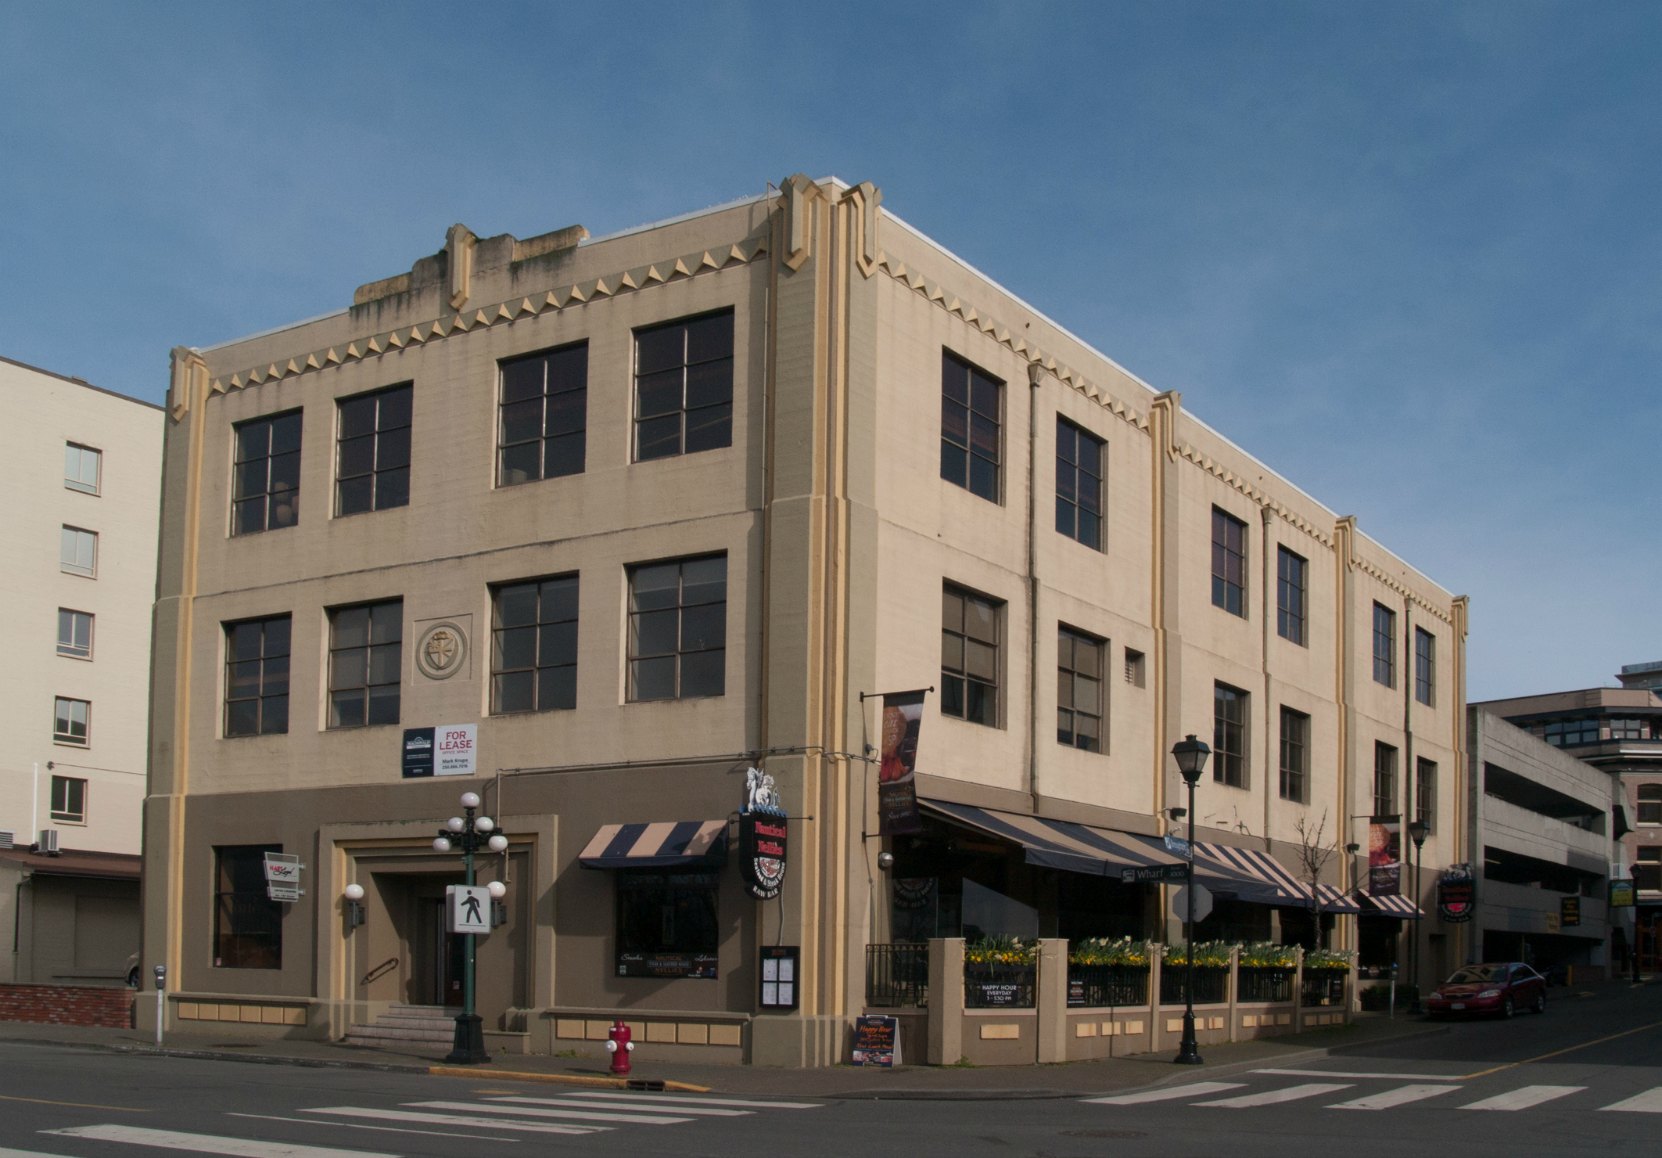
[578,819,728,869]
[1123,834,1361,913]
[920,800,1185,877]
[1358,889,1424,919]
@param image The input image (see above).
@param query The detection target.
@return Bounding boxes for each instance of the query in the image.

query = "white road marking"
[297,1108,600,1136]
[1197,1082,1353,1108]
[1600,1087,1662,1113]
[1460,1086,1584,1112]
[3,1149,97,1158]
[486,1095,750,1117]
[1329,1084,1458,1110]
[46,1126,403,1158]
[1254,1068,1463,1082]
[408,1100,692,1126]
[226,1112,520,1142]
[1085,1082,1245,1104]
[532,1090,824,1109]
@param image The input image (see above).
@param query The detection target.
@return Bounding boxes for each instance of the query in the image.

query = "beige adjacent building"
[1,356,162,986]
[146,175,1468,1065]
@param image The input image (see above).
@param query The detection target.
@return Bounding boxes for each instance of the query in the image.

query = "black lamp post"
[1406,818,1428,1013]
[433,790,509,1064]
[1172,733,1211,1066]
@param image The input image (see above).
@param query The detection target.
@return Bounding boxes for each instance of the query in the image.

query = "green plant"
[1238,941,1297,969]
[1067,936,1151,967]
[1304,948,1354,972]
[964,934,1036,966]
[1162,940,1233,968]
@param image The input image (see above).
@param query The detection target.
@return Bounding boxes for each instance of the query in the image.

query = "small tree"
[1294,810,1336,949]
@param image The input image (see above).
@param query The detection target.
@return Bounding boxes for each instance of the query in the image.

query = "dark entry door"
[418,897,465,1007]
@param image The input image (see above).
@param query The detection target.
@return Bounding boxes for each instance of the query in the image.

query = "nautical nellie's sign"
[740,766,788,900]
[1437,863,1475,922]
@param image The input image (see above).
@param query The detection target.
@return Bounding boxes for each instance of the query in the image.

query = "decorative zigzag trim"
[1173,444,1334,549]
[208,240,770,394]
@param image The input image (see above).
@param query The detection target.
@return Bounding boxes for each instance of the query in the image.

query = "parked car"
[126,952,140,988]
[1424,962,1547,1018]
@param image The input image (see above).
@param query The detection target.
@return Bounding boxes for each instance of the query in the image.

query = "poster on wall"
[1369,816,1402,896]
[877,691,927,835]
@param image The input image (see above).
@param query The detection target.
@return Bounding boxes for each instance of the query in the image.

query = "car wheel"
[1532,991,1546,1014]
[127,966,140,988]
[1501,996,1515,1019]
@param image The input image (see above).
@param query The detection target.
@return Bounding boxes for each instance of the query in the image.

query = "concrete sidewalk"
[0,1011,1447,1100]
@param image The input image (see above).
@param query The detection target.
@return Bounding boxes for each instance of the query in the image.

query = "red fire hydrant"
[605,1019,634,1075]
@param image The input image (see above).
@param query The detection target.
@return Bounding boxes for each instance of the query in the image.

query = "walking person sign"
[448,885,491,935]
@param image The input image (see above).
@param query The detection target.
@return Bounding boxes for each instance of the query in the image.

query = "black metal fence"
[1065,964,1150,1008]
[1301,969,1347,1007]
[1236,967,1295,1003]
[964,963,1036,1008]
[865,942,929,1008]
[1158,966,1228,1005]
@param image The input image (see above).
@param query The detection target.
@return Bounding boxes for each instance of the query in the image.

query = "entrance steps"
[343,1003,456,1052]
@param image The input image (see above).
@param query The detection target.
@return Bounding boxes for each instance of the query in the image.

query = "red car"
[1424,962,1547,1019]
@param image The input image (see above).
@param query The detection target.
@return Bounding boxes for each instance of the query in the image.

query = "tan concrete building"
[1,356,162,986]
[146,175,1468,1065]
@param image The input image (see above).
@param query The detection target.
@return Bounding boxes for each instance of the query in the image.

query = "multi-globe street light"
[432,790,509,1064]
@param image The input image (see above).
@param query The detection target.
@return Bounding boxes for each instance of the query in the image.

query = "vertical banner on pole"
[1369,817,1402,896]
[877,691,927,835]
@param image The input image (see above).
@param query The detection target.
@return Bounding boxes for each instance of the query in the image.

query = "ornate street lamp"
[1172,733,1211,1066]
[1407,818,1429,1013]
[432,790,510,1064]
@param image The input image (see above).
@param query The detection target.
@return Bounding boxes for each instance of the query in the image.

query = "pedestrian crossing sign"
[447,884,491,936]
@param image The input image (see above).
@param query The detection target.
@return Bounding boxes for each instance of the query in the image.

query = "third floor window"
[941,350,1002,503]
[64,443,101,494]
[1055,417,1104,550]
[499,344,587,486]
[233,411,302,535]
[336,385,412,516]
[634,311,733,462]
[1372,602,1396,687]
[1276,547,1307,645]
[1211,508,1247,616]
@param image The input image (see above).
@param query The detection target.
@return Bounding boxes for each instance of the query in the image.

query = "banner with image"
[877,691,927,836]
[1369,816,1402,896]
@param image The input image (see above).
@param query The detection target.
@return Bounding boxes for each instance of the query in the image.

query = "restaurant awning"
[1358,889,1424,919]
[578,819,728,869]
[920,800,1185,878]
[1124,835,1360,913]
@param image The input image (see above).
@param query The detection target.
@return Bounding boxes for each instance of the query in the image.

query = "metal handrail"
[360,957,398,987]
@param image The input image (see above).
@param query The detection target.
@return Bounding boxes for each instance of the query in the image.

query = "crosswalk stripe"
[533,1091,823,1110]
[298,1107,600,1136]
[1085,1082,1245,1104]
[1600,1087,1662,1113]
[1460,1086,1583,1111]
[3,1149,94,1158]
[1255,1068,1462,1082]
[227,1112,523,1143]
[46,1126,402,1158]
[408,1100,692,1126]
[487,1095,749,1117]
[1329,1084,1458,1110]
[1197,1083,1353,1108]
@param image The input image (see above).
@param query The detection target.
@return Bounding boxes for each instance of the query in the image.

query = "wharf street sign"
[1121,863,1190,883]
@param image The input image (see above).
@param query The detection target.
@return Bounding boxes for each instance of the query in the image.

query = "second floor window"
[1636,846,1661,893]
[1279,706,1309,802]
[1057,626,1104,752]
[1055,417,1104,549]
[1213,682,1248,787]
[50,774,86,823]
[1211,509,1247,616]
[328,600,403,728]
[57,608,93,659]
[1373,741,1398,817]
[1372,603,1396,687]
[1277,547,1307,645]
[336,384,412,515]
[627,555,726,701]
[941,351,1002,503]
[1416,757,1438,834]
[1415,627,1436,706]
[224,614,291,737]
[64,443,101,494]
[492,575,579,713]
[54,696,90,746]
[634,312,733,461]
[1638,784,1662,825]
[233,411,302,535]
[60,526,97,577]
[499,344,587,486]
[942,585,1001,727]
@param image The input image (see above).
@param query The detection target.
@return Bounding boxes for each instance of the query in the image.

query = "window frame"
[64,443,102,495]
[223,614,291,738]
[941,584,1002,727]
[614,869,720,979]
[60,526,97,577]
[213,845,284,969]
[940,350,1003,504]
[632,311,734,463]
[49,774,87,824]
[1054,416,1104,550]
[1414,627,1436,706]
[626,555,727,702]
[1416,757,1438,835]
[498,343,588,487]
[1276,546,1307,646]
[1373,741,1399,818]
[1278,705,1310,803]
[1057,625,1105,753]
[1213,682,1248,788]
[1211,508,1248,616]
[1635,845,1662,894]
[231,409,302,536]
[1636,784,1662,825]
[326,599,403,729]
[1372,602,1396,687]
[335,383,412,517]
[57,608,94,660]
[490,574,579,715]
[53,696,90,746]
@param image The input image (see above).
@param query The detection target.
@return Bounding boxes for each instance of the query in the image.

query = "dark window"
[327,600,402,728]
[942,585,1001,727]
[1373,742,1398,817]
[335,384,412,516]
[1211,508,1247,616]
[1279,706,1309,803]
[627,556,726,701]
[1416,757,1437,835]
[1414,627,1436,706]
[50,774,86,823]
[1213,683,1248,787]
[1055,417,1104,549]
[57,608,93,659]
[941,351,1002,502]
[492,575,579,713]
[634,312,733,461]
[232,411,302,535]
[1635,846,1661,893]
[214,845,282,969]
[53,697,89,746]
[1372,603,1396,687]
[1277,547,1307,645]
[1638,784,1662,825]
[1057,626,1104,752]
[615,870,719,979]
[224,615,291,737]
[1541,718,1600,746]
[498,344,587,486]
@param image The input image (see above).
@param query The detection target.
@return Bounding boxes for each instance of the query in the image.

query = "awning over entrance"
[1123,834,1360,913]
[1358,889,1424,919]
[920,800,1185,877]
[578,819,728,869]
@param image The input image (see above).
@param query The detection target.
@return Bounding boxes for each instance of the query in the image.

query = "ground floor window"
[615,870,719,979]
[213,845,283,969]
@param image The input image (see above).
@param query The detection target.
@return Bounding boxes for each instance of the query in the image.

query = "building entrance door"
[416,897,465,1007]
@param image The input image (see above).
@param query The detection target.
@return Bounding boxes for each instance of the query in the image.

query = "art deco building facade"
[146,175,1467,1065]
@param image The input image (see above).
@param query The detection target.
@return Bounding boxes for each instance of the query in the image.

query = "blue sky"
[3,2,1656,701]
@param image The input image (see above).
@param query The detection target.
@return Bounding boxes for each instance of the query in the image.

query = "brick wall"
[0,983,133,1028]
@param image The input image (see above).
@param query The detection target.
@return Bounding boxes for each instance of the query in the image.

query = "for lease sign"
[435,724,477,776]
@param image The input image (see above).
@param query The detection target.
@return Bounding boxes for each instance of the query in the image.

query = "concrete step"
[344,1004,458,1049]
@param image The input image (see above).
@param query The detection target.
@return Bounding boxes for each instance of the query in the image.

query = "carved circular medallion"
[415,622,468,680]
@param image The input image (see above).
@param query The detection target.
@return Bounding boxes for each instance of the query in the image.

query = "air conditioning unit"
[37,828,60,855]
[0,830,13,849]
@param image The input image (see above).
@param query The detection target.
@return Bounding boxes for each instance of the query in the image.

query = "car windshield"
[1445,965,1503,984]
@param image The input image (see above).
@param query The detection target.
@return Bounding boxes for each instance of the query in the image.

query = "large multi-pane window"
[1372,602,1396,687]
[57,609,93,659]
[492,575,578,713]
[1055,417,1104,549]
[1414,627,1436,706]
[50,775,86,823]
[60,526,97,577]
[327,600,403,728]
[1276,547,1307,645]
[1279,706,1310,802]
[1373,741,1398,817]
[942,585,1001,727]
[1541,717,1600,746]
[1211,508,1247,616]
[232,411,302,535]
[627,556,726,701]
[53,697,90,746]
[1416,757,1438,835]
[64,443,101,494]
[1638,784,1662,825]
[615,870,720,979]
[214,845,282,969]
[498,344,587,486]
[634,312,733,461]
[940,351,1002,503]
[224,615,291,737]
[336,384,412,516]
[1057,626,1104,752]
[1213,683,1248,788]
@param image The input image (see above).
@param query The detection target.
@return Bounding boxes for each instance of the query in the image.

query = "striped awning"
[1358,889,1425,919]
[1124,835,1360,913]
[920,800,1185,877]
[578,819,728,869]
